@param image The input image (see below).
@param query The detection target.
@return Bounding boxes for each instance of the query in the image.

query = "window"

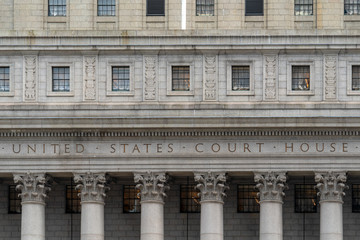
[352,184,360,212]
[232,66,250,91]
[8,185,21,214]
[98,0,116,16]
[172,66,190,91]
[112,66,130,91]
[245,0,263,16]
[66,185,81,214]
[295,184,317,213]
[180,185,200,213]
[292,66,310,91]
[196,0,214,16]
[147,0,165,16]
[237,185,259,213]
[0,67,9,92]
[52,67,70,92]
[294,0,313,16]
[48,0,66,16]
[123,185,141,213]
[345,0,360,15]
[352,66,360,90]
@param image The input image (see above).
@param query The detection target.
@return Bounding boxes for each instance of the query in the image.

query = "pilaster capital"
[194,171,229,203]
[254,172,287,203]
[315,171,348,203]
[13,172,52,204]
[73,172,109,203]
[134,171,169,203]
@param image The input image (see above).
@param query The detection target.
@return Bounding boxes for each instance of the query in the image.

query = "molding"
[203,55,218,101]
[83,56,97,101]
[144,56,158,101]
[324,55,338,100]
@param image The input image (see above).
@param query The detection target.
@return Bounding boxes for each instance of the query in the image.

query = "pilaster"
[83,55,98,101]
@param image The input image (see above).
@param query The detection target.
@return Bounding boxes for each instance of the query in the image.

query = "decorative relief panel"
[264,55,278,100]
[134,172,169,203]
[315,171,348,203]
[324,55,337,100]
[203,56,217,101]
[144,56,157,101]
[74,172,109,203]
[83,56,97,101]
[194,172,228,203]
[24,56,38,101]
[254,172,287,202]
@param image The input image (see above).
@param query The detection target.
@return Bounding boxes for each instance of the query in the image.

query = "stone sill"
[344,15,360,22]
[245,16,264,22]
[294,15,314,22]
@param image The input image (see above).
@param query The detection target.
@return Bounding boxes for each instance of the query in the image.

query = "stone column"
[315,171,348,240]
[254,172,287,240]
[134,172,169,240]
[13,172,52,240]
[74,172,109,240]
[194,172,228,240]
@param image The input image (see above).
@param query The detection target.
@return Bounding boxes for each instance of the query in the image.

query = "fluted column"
[74,172,109,240]
[13,172,52,240]
[315,171,348,240]
[194,172,228,240]
[254,172,287,240]
[134,172,169,240]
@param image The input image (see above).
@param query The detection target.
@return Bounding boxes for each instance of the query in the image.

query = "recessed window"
[98,0,116,16]
[8,185,21,214]
[123,185,141,213]
[66,185,81,214]
[352,184,360,212]
[352,66,360,91]
[52,67,70,92]
[196,0,214,16]
[172,66,190,91]
[245,0,263,16]
[112,66,130,91]
[292,66,310,91]
[294,0,313,16]
[0,67,10,92]
[180,185,200,213]
[295,184,317,213]
[345,0,360,15]
[147,0,165,16]
[237,185,259,213]
[48,0,66,16]
[232,66,250,91]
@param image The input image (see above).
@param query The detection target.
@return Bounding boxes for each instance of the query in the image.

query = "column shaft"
[259,201,283,240]
[320,202,343,240]
[21,202,45,240]
[81,202,105,240]
[141,202,164,240]
[200,201,223,240]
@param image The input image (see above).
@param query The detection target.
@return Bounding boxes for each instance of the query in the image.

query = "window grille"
[180,185,201,213]
[123,185,141,213]
[52,67,70,92]
[66,185,81,214]
[147,0,165,16]
[172,66,190,91]
[0,67,9,92]
[232,66,250,91]
[196,0,214,16]
[352,66,360,90]
[48,0,66,16]
[112,66,130,91]
[345,0,360,15]
[292,65,310,91]
[8,185,21,214]
[295,184,317,213]
[294,0,313,16]
[98,0,116,16]
[237,185,259,213]
[245,0,263,16]
[352,184,360,212]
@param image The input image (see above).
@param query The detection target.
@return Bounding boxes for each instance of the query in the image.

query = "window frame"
[146,0,165,16]
[196,0,215,16]
[226,61,255,96]
[245,0,264,16]
[180,184,201,213]
[47,62,75,97]
[48,0,67,17]
[123,185,141,214]
[294,0,314,16]
[345,0,360,15]
[106,62,135,96]
[352,184,360,213]
[8,185,21,214]
[237,184,260,213]
[167,62,194,96]
[65,185,81,214]
[97,0,116,16]
[0,63,14,97]
[347,62,360,96]
[294,184,317,213]
[287,61,315,96]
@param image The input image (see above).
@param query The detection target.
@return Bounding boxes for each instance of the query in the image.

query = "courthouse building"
[1,0,360,240]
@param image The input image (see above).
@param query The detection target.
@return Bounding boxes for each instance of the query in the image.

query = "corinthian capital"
[194,172,228,203]
[134,172,169,203]
[73,172,109,203]
[315,171,348,203]
[13,172,52,204]
[254,172,287,203]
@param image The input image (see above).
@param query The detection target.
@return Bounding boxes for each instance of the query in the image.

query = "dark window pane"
[352,184,360,212]
[245,0,263,16]
[180,185,201,213]
[172,66,190,91]
[232,66,250,91]
[292,66,310,91]
[66,185,81,214]
[123,185,141,213]
[295,184,317,213]
[196,0,214,16]
[52,67,70,92]
[237,185,260,213]
[9,185,22,214]
[147,0,165,16]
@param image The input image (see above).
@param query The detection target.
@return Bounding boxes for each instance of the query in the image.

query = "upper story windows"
[232,66,250,91]
[48,0,66,17]
[196,0,215,16]
[345,0,360,15]
[294,0,313,16]
[52,67,70,92]
[112,66,130,92]
[245,0,263,16]
[147,0,165,16]
[292,65,310,91]
[352,66,360,91]
[0,67,10,92]
[98,0,116,16]
[172,66,190,91]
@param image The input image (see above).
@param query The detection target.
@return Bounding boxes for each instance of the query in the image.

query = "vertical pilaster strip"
[23,55,38,101]
[324,55,338,101]
[83,56,97,101]
[144,56,158,101]
[263,55,278,101]
[203,55,218,101]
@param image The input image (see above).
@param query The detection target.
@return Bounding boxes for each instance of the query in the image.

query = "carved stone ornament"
[144,56,157,100]
[134,172,169,203]
[264,55,277,100]
[254,172,287,202]
[203,56,217,101]
[194,172,229,203]
[315,171,348,203]
[13,172,52,203]
[24,56,37,101]
[84,56,97,100]
[324,55,337,100]
[74,172,109,203]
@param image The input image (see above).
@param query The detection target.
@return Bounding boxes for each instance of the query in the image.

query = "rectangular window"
[123,185,141,213]
[48,0,66,16]
[352,65,360,90]
[52,67,70,92]
[295,184,317,213]
[352,184,360,212]
[237,185,259,213]
[345,0,360,15]
[66,185,81,214]
[180,185,200,213]
[172,66,190,91]
[294,0,313,16]
[196,0,214,16]
[147,0,165,16]
[98,0,116,16]
[0,67,10,92]
[292,65,310,91]
[232,66,250,91]
[245,0,263,16]
[112,66,130,91]
[8,185,21,214]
